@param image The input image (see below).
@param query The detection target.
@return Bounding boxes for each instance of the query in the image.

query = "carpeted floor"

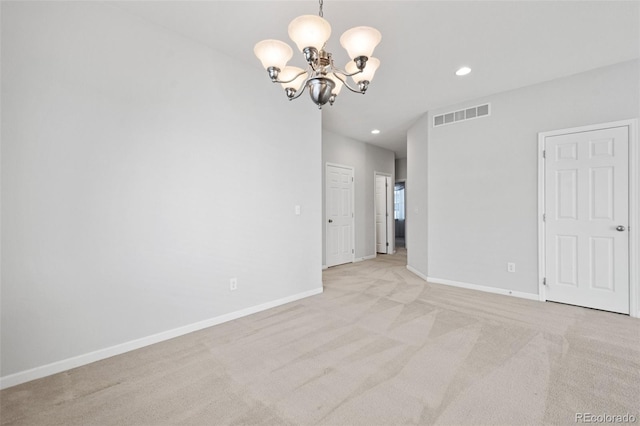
[2,249,639,425]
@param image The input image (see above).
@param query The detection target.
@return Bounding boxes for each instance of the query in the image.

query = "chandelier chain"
[319,0,323,17]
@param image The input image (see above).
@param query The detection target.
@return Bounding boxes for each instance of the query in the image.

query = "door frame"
[537,119,639,317]
[325,162,355,267]
[395,180,406,244]
[374,171,394,255]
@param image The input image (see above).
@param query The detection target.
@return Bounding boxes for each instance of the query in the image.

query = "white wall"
[322,130,395,264]
[416,60,640,296]
[406,114,429,276]
[1,2,322,382]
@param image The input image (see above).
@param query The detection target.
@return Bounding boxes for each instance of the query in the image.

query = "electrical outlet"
[507,263,516,273]
[230,278,237,291]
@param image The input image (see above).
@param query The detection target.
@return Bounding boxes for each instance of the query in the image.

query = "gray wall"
[406,114,429,275]
[1,2,322,378]
[407,60,639,296]
[395,158,407,181]
[322,130,395,264]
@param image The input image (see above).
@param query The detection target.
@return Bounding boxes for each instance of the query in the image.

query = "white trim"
[427,276,539,301]
[354,254,376,263]
[322,264,328,270]
[407,267,539,302]
[0,287,323,390]
[537,119,639,318]
[539,119,637,137]
[387,175,396,254]
[325,162,355,266]
[537,134,547,302]
[628,120,639,318]
[407,265,428,281]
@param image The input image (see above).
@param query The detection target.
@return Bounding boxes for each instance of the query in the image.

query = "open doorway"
[394,182,405,248]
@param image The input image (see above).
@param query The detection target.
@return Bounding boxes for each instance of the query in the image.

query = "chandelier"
[253,0,381,109]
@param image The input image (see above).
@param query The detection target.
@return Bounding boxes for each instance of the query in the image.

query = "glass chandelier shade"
[253,39,293,71]
[339,26,382,60]
[328,73,344,95]
[279,66,307,90]
[346,57,380,84]
[254,2,381,108]
[288,15,332,52]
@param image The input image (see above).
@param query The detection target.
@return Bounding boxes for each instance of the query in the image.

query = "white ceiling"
[114,1,639,158]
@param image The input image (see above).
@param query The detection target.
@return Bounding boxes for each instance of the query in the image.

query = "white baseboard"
[0,286,323,390]
[324,255,375,268]
[405,266,538,301]
[354,254,376,263]
[406,265,429,281]
[426,276,539,301]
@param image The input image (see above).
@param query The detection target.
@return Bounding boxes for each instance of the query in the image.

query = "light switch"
[295,205,301,215]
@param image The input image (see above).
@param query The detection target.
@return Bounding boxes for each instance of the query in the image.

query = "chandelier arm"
[309,61,320,72]
[287,85,308,101]
[332,72,365,94]
[273,70,309,85]
[286,74,314,101]
[331,67,364,78]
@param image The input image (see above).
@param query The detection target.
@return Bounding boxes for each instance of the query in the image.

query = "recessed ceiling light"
[371,129,381,134]
[455,66,472,76]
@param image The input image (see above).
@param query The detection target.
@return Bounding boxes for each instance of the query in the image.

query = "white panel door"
[386,176,394,253]
[375,175,387,253]
[326,165,354,267]
[545,126,629,314]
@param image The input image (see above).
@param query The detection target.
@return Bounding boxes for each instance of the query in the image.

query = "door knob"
[616,225,626,231]
[328,219,333,223]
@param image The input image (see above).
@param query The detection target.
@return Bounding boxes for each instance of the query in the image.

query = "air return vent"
[433,103,490,127]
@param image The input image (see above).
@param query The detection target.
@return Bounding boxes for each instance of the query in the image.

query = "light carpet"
[2,249,639,425]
